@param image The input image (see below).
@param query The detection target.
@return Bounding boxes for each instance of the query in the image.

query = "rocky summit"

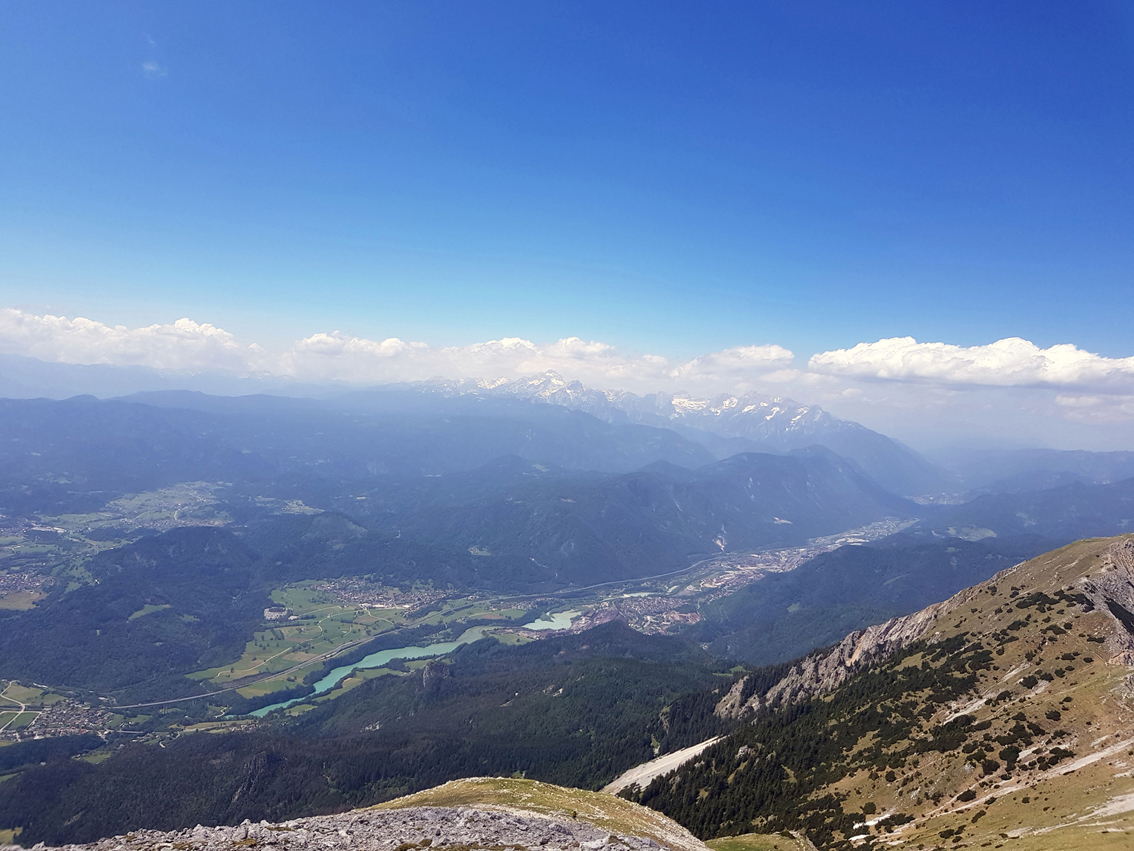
[1,779,710,851]
[1,806,684,851]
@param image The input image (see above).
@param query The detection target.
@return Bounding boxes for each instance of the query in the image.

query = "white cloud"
[670,345,795,386]
[142,35,167,78]
[0,309,261,373]
[808,336,1134,391]
[0,309,793,394]
[1054,393,1134,424]
[4,309,1133,442]
[281,331,793,393]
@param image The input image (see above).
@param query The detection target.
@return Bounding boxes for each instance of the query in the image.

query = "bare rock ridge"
[717,535,1134,718]
[714,589,978,718]
[1079,537,1134,664]
[2,807,662,851]
[3,780,710,851]
[2,807,678,851]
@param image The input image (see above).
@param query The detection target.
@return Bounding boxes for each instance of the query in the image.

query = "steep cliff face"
[1078,536,1134,665]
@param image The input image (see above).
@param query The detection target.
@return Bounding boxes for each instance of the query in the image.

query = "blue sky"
[3,1,1133,361]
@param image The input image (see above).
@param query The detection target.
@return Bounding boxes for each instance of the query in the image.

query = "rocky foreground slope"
[2,779,709,851]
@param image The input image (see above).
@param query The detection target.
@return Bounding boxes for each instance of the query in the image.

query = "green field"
[190,596,407,693]
[188,580,534,703]
[0,711,37,730]
[128,603,172,620]
[0,590,46,610]
[1,682,66,707]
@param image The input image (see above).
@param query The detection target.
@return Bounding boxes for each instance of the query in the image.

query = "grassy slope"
[873,535,1134,848]
[636,535,1134,849]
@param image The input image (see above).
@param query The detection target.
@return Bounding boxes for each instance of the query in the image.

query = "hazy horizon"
[1,312,1132,454]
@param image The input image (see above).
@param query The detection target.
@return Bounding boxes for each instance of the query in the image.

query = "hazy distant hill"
[0,355,949,497]
[946,446,1134,493]
[0,393,718,514]
[368,448,915,588]
[238,449,915,592]
[918,476,1134,541]
[697,533,1058,665]
[0,353,318,400]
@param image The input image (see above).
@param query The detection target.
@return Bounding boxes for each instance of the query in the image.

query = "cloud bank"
[2,310,1133,444]
[0,309,259,373]
[0,309,793,394]
[809,336,1134,390]
[281,331,794,392]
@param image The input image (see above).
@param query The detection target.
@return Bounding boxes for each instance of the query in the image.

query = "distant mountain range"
[9,353,1134,503]
[359,448,916,588]
[403,371,948,497]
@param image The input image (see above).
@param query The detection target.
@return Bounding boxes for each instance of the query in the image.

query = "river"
[250,625,492,717]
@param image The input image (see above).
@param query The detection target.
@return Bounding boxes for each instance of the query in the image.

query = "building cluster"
[307,579,447,611]
[0,570,49,597]
[1,698,116,742]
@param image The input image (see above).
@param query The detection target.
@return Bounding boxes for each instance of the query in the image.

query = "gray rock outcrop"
[3,805,680,851]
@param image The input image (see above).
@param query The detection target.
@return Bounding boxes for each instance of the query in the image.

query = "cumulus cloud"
[0,309,262,373]
[0,309,792,394]
[808,336,1134,391]
[5,309,1133,441]
[281,331,793,393]
[1054,393,1134,424]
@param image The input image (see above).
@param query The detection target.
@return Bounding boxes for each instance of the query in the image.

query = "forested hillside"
[0,623,735,846]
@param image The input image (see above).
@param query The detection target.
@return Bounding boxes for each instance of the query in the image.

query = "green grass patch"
[4,712,37,729]
[2,683,45,704]
[128,603,172,621]
[189,597,405,687]
[707,834,805,851]
[0,590,46,610]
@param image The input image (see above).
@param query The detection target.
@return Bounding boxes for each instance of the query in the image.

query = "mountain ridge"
[627,534,1134,849]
